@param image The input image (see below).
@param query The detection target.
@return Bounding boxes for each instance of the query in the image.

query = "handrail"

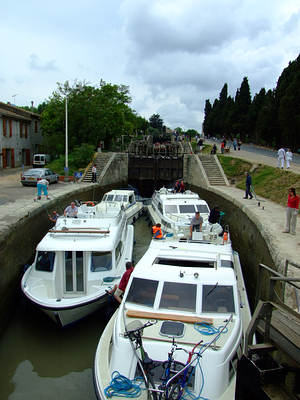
[49,229,110,234]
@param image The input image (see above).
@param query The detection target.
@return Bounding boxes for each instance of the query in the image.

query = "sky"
[1,0,300,131]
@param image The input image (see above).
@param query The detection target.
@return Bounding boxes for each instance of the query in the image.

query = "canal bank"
[1,152,299,331]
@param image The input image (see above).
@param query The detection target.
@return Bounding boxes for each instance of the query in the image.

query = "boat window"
[129,195,134,204]
[106,195,114,202]
[126,278,158,307]
[76,251,84,291]
[159,282,196,312]
[179,204,196,214]
[115,241,123,263]
[35,251,55,272]
[158,202,163,214]
[196,204,209,214]
[114,195,123,202]
[154,258,214,268]
[165,205,178,213]
[221,260,234,268]
[91,252,112,271]
[123,195,128,202]
[202,285,235,313]
[102,195,107,201]
[65,251,73,291]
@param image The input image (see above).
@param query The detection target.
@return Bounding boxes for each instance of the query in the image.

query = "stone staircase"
[82,152,112,183]
[199,154,228,186]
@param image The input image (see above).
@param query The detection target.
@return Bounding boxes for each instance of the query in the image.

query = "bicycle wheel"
[159,361,186,400]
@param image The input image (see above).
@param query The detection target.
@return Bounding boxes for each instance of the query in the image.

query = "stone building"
[0,101,42,168]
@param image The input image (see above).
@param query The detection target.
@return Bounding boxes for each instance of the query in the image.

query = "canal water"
[0,216,152,400]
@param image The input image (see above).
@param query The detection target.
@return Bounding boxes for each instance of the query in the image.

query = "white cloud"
[0,0,299,130]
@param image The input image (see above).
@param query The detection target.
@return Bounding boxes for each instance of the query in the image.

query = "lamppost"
[64,95,69,182]
[12,94,18,105]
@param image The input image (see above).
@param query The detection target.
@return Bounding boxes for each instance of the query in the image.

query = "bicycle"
[124,319,159,400]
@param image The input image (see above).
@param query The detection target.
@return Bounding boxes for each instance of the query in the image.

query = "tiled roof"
[0,107,32,121]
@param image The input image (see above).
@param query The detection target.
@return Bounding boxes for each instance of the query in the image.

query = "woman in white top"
[285,149,293,169]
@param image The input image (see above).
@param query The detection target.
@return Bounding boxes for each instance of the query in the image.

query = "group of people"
[277,147,293,169]
[174,180,185,193]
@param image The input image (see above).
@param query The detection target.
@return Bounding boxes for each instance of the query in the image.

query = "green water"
[0,216,152,400]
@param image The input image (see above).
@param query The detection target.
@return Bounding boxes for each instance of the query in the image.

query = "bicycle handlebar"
[124,319,157,338]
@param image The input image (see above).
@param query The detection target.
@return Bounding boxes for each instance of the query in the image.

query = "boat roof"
[37,215,124,252]
[103,189,135,197]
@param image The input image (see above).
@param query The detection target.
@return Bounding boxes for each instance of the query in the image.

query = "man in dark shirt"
[244,172,253,199]
[209,206,221,224]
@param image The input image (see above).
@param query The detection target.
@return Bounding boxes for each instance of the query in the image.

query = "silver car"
[21,168,59,186]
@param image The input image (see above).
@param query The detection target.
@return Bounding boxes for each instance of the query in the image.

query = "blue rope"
[104,371,144,398]
[194,323,228,336]
[182,352,210,400]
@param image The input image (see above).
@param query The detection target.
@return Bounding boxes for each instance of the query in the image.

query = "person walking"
[243,172,253,199]
[277,147,285,169]
[285,149,293,169]
[283,187,299,235]
[91,165,97,183]
[35,178,50,201]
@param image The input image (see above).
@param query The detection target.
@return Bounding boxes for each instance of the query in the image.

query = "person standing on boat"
[283,187,299,235]
[190,211,203,237]
[152,223,163,239]
[35,178,50,201]
[174,180,180,193]
[107,261,134,304]
[179,180,185,193]
[64,201,78,218]
[208,206,221,224]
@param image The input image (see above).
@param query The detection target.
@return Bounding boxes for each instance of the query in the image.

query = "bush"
[46,143,95,175]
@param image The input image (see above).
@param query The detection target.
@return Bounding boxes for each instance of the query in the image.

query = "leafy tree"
[149,114,163,131]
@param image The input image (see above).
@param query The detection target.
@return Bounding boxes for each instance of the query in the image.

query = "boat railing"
[49,228,110,235]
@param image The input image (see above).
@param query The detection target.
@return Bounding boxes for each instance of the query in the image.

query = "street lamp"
[12,94,18,105]
[64,95,69,182]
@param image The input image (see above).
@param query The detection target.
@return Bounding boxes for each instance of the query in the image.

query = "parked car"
[21,168,59,186]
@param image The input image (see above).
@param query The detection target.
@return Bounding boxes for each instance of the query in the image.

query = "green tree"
[149,114,163,131]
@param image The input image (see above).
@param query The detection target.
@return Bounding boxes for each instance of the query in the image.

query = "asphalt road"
[0,167,68,206]
[239,143,300,165]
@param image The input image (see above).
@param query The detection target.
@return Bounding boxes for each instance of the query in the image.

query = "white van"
[32,154,51,168]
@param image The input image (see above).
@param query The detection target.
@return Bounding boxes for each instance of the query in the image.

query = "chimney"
[31,101,34,112]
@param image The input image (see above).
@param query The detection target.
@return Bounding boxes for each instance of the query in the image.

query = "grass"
[218,155,300,207]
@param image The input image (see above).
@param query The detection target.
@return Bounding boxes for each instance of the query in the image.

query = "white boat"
[148,187,211,234]
[100,189,143,224]
[21,203,134,327]
[94,231,252,400]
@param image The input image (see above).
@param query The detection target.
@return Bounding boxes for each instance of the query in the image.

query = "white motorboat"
[100,189,143,224]
[94,231,252,400]
[21,203,134,327]
[148,187,211,234]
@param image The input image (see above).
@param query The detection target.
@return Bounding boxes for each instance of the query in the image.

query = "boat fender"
[83,201,95,207]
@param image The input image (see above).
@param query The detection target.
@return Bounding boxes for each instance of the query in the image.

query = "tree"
[149,114,163,131]
[40,80,140,155]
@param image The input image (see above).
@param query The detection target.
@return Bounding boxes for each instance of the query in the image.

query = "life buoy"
[83,201,95,207]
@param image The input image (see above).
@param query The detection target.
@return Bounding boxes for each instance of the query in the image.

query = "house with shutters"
[0,101,43,168]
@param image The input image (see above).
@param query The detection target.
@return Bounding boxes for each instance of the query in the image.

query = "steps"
[82,152,112,183]
[198,155,227,186]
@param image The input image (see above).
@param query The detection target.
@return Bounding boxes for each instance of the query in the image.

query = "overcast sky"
[1,0,299,131]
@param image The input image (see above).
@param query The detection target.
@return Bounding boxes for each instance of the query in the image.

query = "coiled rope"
[104,371,144,398]
[194,323,228,336]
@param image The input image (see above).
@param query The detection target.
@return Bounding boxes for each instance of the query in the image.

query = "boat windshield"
[202,285,235,313]
[114,195,125,202]
[91,251,112,271]
[126,278,158,307]
[154,258,214,268]
[159,282,196,312]
[178,204,196,214]
[35,251,55,272]
[165,205,178,214]
[196,204,209,213]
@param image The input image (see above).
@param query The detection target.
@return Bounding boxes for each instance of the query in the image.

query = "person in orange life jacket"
[152,223,163,239]
[107,261,134,304]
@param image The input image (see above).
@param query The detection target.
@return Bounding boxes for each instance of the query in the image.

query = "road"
[0,167,69,206]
